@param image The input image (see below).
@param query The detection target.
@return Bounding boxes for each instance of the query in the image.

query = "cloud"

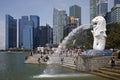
[0,20,5,50]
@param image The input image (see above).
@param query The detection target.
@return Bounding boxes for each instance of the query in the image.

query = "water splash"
[33,73,92,78]
[32,64,92,78]
[47,25,90,64]
[57,25,89,53]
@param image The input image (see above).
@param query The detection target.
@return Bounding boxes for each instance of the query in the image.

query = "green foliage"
[66,23,120,50]
[112,51,118,56]
[66,28,93,49]
[106,23,120,49]
[75,28,93,49]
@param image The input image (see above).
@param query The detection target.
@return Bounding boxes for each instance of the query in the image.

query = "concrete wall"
[76,56,112,72]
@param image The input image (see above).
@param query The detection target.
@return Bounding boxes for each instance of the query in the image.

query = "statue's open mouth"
[92,22,97,28]
[93,22,97,25]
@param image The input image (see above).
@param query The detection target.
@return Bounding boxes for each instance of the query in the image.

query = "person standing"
[110,57,115,69]
[61,57,64,64]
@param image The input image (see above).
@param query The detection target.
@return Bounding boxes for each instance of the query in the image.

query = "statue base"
[82,49,112,56]
[76,49,113,71]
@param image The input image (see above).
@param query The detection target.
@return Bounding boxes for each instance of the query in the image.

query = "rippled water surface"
[0,52,108,80]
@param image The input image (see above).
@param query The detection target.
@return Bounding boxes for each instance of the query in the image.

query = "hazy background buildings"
[5,15,17,49]
[53,8,67,45]
[110,0,120,23]
[0,0,114,50]
[90,0,108,22]
[69,5,81,26]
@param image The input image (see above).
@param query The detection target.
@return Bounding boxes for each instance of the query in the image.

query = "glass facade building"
[90,0,108,22]
[69,5,81,25]
[30,15,39,29]
[53,8,67,44]
[19,16,28,48]
[39,24,53,47]
[111,4,120,23]
[19,15,40,49]
[64,24,77,37]
[114,0,120,6]
[5,15,17,49]
[97,0,108,16]
[30,15,40,49]
[23,21,33,50]
[90,0,99,22]
[105,0,120,24]
[104,12,111,24]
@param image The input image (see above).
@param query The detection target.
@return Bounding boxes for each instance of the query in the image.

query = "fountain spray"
[47,25,90,64]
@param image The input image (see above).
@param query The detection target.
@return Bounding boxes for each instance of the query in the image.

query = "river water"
[0,52,108,80]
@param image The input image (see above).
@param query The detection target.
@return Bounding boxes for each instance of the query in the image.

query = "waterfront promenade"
[24,51,120,80]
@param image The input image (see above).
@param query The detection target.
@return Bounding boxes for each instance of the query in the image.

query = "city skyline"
[0,0,113,26]
[0,0,113,49]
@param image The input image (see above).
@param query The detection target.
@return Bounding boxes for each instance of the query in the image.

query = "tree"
[65,23,120,50]
[106,23,120,50]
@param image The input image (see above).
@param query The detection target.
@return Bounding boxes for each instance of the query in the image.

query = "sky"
[0,0,113,49]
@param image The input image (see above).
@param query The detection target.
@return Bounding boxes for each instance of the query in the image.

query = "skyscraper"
[104,12,111,24]
[53,8,67,44]
[30,15,40,49]
[5,15,17,49]
[23,21,33,50]
[97,0,108,16]
[69,5,81,25]
[111,4,120,23]
[19,15,40,49]
[114,0,120,6]
[90,0,108,22]
[19,16,28,48]
[90,0,99,22]
[30,15,39,29]
[39,24,53,46]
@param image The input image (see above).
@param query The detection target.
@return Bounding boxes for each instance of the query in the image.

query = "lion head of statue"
[91,16,107,37]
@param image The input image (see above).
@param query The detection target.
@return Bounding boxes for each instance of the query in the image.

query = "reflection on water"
[0,52,108,80]
[33,73,92,78]
[43,64,77,74]
[33,64,92,78]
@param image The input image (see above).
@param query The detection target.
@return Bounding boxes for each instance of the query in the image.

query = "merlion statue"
[91,16,107,51]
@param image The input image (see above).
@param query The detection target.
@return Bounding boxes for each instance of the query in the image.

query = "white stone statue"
[91,16,107,50]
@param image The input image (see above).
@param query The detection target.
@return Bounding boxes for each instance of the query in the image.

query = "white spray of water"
[47,25,90,64]
[33,73,92,78]
[56,25,89,54]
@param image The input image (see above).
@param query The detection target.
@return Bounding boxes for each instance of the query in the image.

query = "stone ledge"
[76,56,112,71]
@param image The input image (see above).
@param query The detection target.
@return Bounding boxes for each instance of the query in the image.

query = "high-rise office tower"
[19,16,29,48]
[39,24,53,46]
[90,0,99,22]
[30,15,39,29]
[114,0,120,6]
[97,0,108,16]
[5,15,17,49]
[105,0,120,24]
[104,12,111,24]
[90,0,108,22]
[19,15,40,49]
[69,5,81,25]
[53,8,67,44]
[111,2,120,23]
[30,15,40,49]
[23,21,33,50]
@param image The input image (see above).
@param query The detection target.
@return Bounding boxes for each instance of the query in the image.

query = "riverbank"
[0,52,109,80]
[24,53,113,71]
[0,50,31,53]
[24,53,120,80]
[24,53,50,64]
